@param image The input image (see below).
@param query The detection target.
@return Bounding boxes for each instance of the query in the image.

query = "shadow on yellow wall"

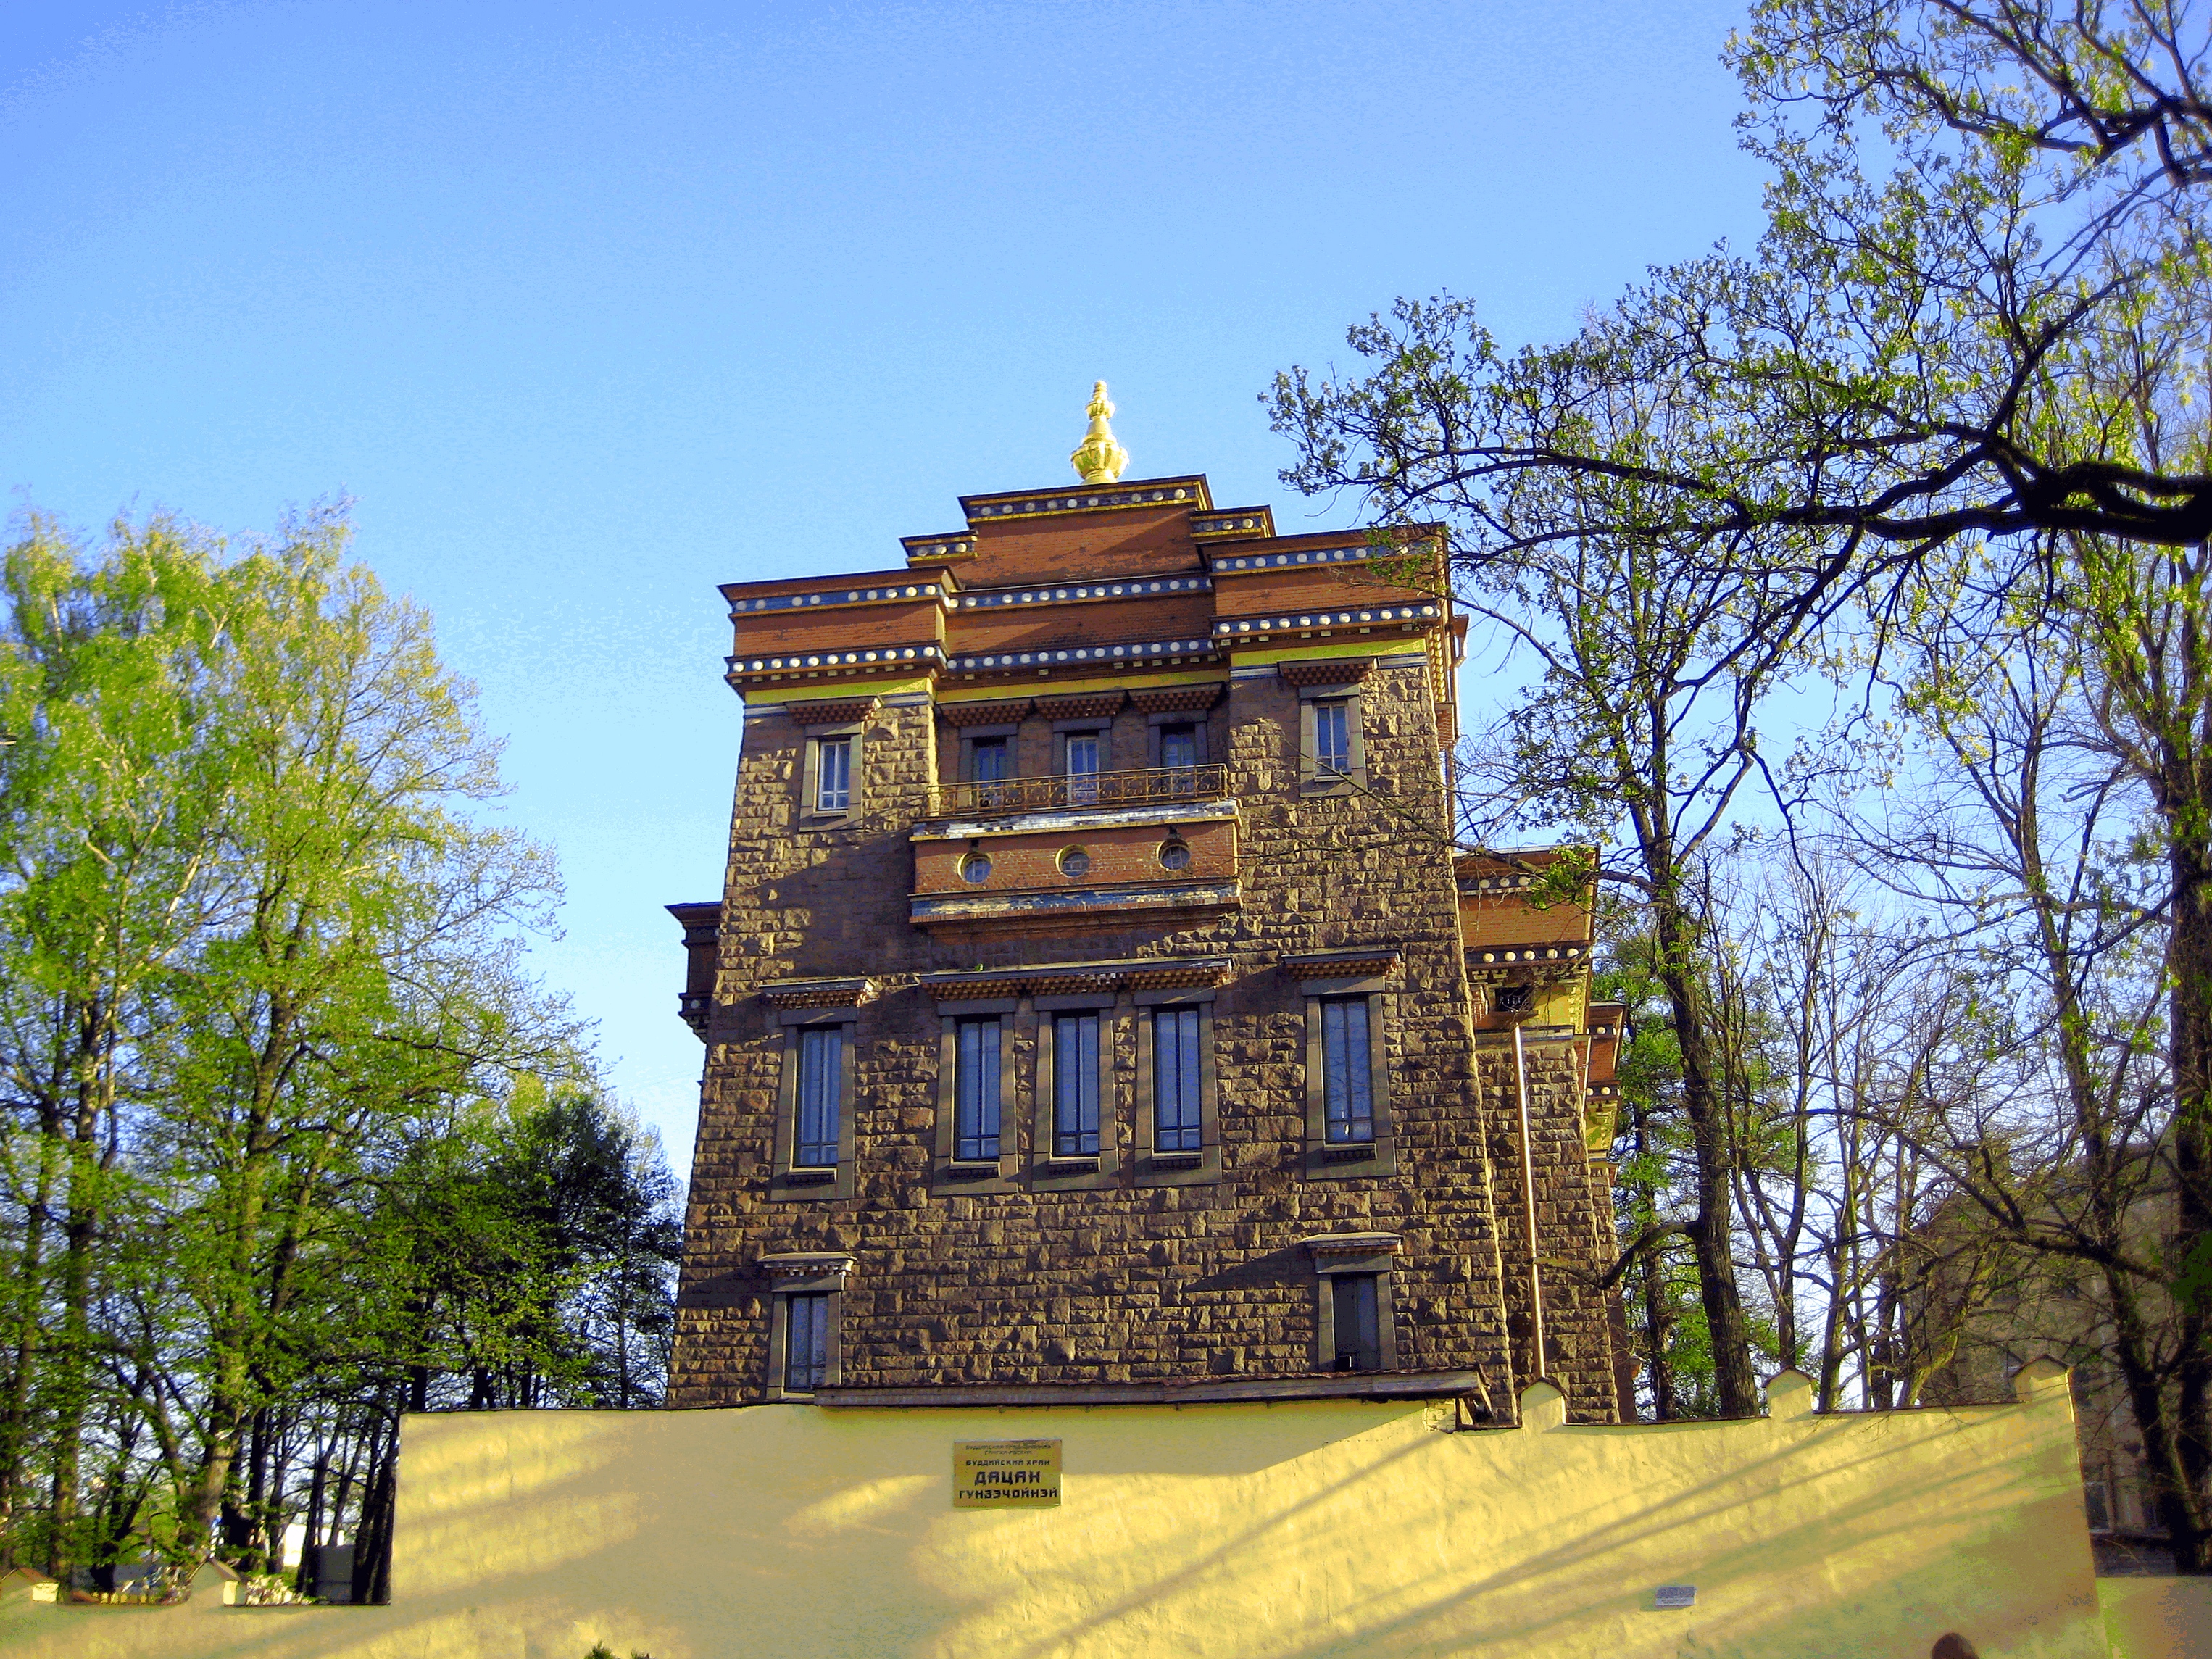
[0,1362,2150,1659]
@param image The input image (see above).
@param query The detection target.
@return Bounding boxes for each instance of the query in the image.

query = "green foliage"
[0,509,679,1589]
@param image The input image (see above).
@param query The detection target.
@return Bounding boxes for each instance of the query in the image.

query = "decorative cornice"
[783,695,880,728]
[1301,1231,1406,1267]
[760,976,877,1010]
[728,580,943,616]
[1207,542,1389,570]
[950,575,1210,610]
[1281,948,1400,980]
[1219,605,1439,639]
[959,475,1212,524]
[902,533,978,562]
[936,697,1034,728]
[757,1252,856,1286]
[1128,683,1223,715]
[911,882,1240,928]
[1035,691,1126,721]
[1189,507,1276,539]
[727,643,944,678]
[1277,657,1377,689]
[918,956,1231,999]
[947,636,1218,673]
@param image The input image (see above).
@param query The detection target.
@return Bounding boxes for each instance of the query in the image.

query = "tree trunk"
[1652,893,1760,1417]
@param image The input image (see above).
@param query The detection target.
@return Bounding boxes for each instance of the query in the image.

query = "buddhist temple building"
[667,386,1630,1422]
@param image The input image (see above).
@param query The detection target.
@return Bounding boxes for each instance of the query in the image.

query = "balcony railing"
[925,764,1228,819]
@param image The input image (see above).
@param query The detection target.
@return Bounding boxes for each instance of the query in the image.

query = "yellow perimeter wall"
[0,1365,2184,1659]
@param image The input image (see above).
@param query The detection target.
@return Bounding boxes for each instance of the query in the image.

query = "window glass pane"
[815,736,852,812]
[1155,1007,1202,1152]
[1333,1275,1381,1371]
[1321,998,1374,1143]
[1053,1013,1100,1156]
[1159,725,1197,770]
[955,1017,1001,1160]
[1065,733,1100,804]
[970,737,1010,783]
[1315,700,1351,774]
[795,1026,842,1166]
[785,1292,830,1392]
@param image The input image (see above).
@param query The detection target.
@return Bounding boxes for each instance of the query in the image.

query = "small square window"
[784,1292,831,1392]
[1158,723,1199,770]
[955,1016,1002,1160]
[1492,984,1533,1015]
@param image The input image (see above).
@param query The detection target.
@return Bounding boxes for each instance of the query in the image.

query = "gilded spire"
[1069,381,1130,483]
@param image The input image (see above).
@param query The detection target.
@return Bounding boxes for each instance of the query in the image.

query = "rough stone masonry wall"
[1476,1035,1621,1421]
[671,660,1560,1418]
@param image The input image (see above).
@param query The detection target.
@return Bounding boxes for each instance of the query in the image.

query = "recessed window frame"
[762,1252,852,1402]
[1305,1234,1402,1374]
[1295,681,1368,794]
[799,718,867,824]
[1301,974,1397,1178]
[1134,986,1221,1187]
[960,725,1020,784]
[933,998,1018,1194]
[1029,994,1120,1192]
[770,1007,859,1202]
[1146,712,1209,770]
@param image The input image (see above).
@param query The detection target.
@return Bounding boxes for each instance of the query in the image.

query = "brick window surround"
[1304,1233,1403,1373]
[1133,987,1221,1186]
[770,1005,860,1202]
[762,1251,854,1401]
[933,999,1019,1193]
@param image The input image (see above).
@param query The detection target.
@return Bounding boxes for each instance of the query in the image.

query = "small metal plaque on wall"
[1655,1584,1697,1610]
[952,1439,1062,1509]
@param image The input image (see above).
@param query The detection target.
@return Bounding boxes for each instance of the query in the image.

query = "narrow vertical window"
[815,735,853,812]
[1064,731,1101,805]
[1052,1012,1099,1155]
[1154,1006,1202,1153]
[1313,699,1352,776]
[1332,1275,1381,1371]
[955,1016,1002,1160]
[784,1292,830,1392]
[1321,998,1373,1144]
[794,1026,842,1168]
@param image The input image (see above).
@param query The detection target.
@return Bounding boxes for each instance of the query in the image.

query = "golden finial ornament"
[1069,381,1130,483]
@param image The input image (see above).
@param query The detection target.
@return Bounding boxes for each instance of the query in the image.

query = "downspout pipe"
[1513,1021,1549,1384]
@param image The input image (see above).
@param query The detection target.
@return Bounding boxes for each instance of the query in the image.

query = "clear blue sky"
[1,0,1766,1177]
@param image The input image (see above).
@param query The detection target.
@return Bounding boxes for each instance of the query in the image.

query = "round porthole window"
[1157,839,1192,872]
[1058,847,1092,879]
[960,853,993,883]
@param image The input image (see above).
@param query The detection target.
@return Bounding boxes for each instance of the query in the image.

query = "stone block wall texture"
[673,658,1566,1413]
[670,613,1633,1421]
[0,1368,2125,1659]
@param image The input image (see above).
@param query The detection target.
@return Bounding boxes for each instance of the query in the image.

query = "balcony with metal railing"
[923,763,1228,820]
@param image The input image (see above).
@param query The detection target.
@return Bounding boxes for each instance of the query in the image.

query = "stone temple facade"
[666,426,1630,1423]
